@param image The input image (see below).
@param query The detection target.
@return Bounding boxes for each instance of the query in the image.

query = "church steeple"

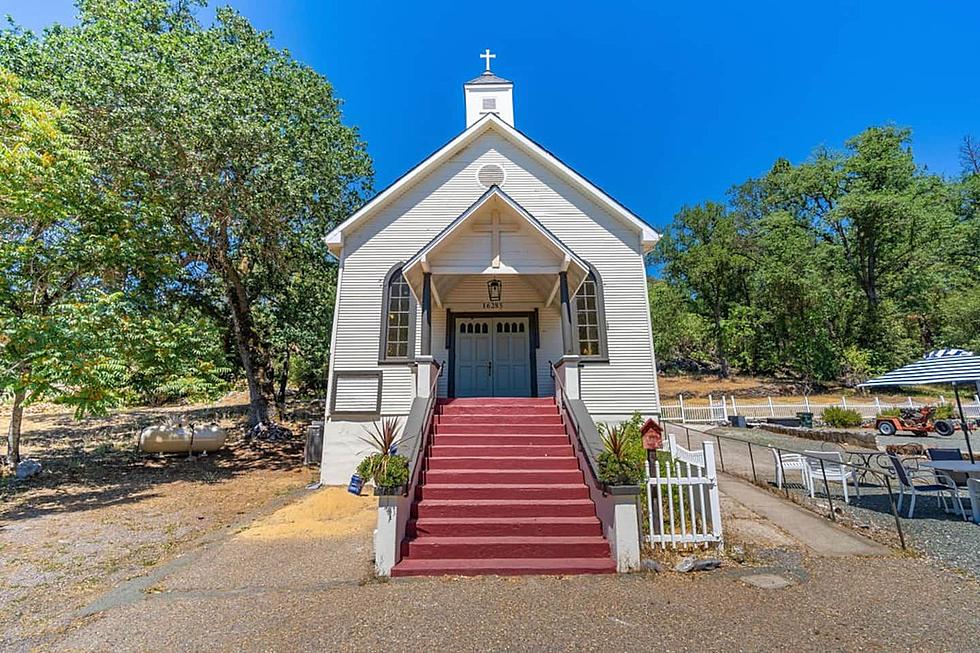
[463,49,514,127]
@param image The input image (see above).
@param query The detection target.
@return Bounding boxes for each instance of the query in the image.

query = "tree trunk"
[5,388,26,467]
[223,278,275,428]
[276,349,290,419]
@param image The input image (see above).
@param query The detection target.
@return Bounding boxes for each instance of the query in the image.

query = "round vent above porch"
[477,163,506,188]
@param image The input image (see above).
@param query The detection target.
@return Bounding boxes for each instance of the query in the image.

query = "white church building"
[320,53,661,576]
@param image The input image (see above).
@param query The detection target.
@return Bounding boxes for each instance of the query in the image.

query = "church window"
[572,267,608,360]
[379,263,415,363]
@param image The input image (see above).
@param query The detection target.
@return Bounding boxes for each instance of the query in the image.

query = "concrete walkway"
[718,474,889,556]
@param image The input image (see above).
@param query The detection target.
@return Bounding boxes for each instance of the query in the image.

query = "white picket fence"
[646,434,723,549]
[660,393,980,424]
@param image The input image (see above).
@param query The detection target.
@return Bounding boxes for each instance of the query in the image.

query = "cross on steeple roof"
[480,48,496,72]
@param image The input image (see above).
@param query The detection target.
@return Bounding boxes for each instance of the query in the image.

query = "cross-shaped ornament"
[480,48,496,72]
[473,209,519,269]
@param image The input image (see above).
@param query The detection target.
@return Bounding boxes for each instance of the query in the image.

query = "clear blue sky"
[12,1,980,231]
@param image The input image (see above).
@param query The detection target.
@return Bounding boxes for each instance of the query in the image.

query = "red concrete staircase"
[391,397,615,577]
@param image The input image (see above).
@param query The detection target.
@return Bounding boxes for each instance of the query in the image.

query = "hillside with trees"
[650,127,980,388]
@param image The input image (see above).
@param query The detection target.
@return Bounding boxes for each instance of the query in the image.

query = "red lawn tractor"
[874,406,955,437]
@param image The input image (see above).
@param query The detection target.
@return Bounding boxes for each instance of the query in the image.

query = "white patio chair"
[770,448,809,491]
[805,451,860,504]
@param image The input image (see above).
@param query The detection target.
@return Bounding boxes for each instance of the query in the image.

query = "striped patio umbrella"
[860,348,980,461]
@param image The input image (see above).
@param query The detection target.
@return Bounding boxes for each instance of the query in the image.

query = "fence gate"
[646,434,723,549]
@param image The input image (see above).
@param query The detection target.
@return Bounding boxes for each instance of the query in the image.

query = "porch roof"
[401,185,591,306]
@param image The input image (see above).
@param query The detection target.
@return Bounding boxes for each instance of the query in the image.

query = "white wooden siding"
[329,128,659,417]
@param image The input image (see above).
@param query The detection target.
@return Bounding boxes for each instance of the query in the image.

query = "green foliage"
[877,408,902,418]
[597,413,646,486]
[357,453,409,487]
[1,0,373,427]
[652,125,977,386]
[821,406,863,428]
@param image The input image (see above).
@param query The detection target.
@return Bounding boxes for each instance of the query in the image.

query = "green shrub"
[357,453,410,487]
[877,407,901,418]
[933,404,954,420]
[821,406,863,428]
[596,421,645,486]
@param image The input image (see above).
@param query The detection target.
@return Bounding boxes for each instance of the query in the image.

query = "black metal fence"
[664,421,908,549]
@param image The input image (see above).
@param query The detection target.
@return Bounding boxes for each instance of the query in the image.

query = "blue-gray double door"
[455,317,531,398]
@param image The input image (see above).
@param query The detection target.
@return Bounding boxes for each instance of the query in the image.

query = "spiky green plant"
[356,417,408,486]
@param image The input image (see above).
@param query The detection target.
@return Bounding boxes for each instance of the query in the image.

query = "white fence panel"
[659,395,980,424]
[646,434,723,549]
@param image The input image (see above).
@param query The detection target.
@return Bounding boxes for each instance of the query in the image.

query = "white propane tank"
[191,424,227,453]
[139,425,193,454]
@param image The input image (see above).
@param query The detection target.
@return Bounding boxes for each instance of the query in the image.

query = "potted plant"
[597,424,644,489]
[352,416,410,495]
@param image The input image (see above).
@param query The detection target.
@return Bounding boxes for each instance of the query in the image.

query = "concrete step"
[426,456,579,471]
[435,424,566,435]
[429,444,574,458]
[438,405,559,417]
[436,414,563,425]
[408,516,602,538]
[424,469,584,485]
[419,483,591,501]
[390,557,616,577]
[432,434,571,447]
[401,535,611,560]
[413,499,597,519]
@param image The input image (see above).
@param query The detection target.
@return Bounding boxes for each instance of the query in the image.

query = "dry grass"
[658,374,952,406]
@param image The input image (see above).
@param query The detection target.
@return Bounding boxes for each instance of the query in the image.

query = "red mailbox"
[641,418,663,451]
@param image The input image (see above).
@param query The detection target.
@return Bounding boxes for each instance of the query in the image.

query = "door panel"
[455,319,492,397]
[492,318,531,397]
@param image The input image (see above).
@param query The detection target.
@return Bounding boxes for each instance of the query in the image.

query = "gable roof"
[401,184,592,304]
[324,113,659,256]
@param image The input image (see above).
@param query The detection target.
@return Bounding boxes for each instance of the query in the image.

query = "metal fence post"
[747,441,758,484]
[776,449,789,498]
[818,458,836,521]
[882,475,907,550]
[714,434,726,472]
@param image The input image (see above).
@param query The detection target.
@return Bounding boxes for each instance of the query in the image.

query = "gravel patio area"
[683,424,980,578]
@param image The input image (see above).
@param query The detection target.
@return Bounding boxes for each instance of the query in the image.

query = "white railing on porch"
[660,393,980,424]
[646,434,723,549]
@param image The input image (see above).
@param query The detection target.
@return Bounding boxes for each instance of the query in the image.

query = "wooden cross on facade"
[472,209,519,269]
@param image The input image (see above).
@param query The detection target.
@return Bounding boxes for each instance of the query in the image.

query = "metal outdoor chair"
[804,451,860,504]
[887,453,965,519]
[770,448,809,491]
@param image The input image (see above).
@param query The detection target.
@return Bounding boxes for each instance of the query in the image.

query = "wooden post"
[768,396,775,417]
[730,395,738,416]
[841,396,848,409]
[875,396,882,412]
[420,272,432,356]
[678,394,686,424]
[907,397,914,408]
[558,271,574,356]
[804,395,811,411]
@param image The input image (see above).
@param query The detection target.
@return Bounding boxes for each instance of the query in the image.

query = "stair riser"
[425,470,583,484]
[429,445,574,457]
[426,457,579,470]
[420,486,590,500]
[408,521,602,538]
[391,565,614,577]
[402,540,611,560]
[436,415,563,425]
[436,424,566,435]
[438,405,558,417]
[414,503,596,519]
[438,398,555,407]
[433,435,570,446]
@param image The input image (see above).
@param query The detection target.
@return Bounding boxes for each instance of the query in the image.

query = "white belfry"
[480,48,496,71]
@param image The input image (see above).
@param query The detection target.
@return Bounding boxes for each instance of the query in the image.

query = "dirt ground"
[0,396,320,650]
[658,373,950,405]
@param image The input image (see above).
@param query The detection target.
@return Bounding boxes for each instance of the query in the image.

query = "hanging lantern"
[487,278,502,302]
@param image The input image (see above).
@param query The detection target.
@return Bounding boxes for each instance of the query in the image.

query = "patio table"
[920,460,980,523]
